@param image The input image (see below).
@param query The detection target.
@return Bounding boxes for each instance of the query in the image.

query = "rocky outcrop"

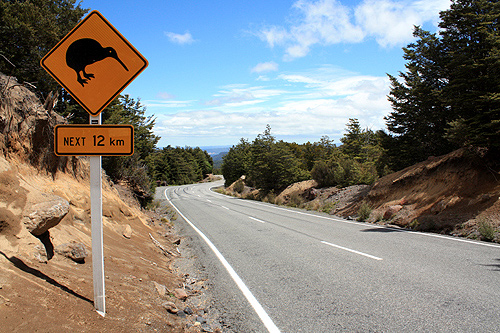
[0,73,85,176]
[22,194,69,236]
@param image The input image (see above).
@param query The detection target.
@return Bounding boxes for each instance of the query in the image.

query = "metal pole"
[90,114,105,316]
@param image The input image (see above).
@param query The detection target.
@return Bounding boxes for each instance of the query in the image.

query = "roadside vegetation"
[222,120,389,196]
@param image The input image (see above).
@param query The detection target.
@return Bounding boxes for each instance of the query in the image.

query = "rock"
[431,200,447,214]
[176,310,186,318]
[184,306,193,315]
[383,205,403,220]
[32,250,48,263]
[201,323,213,332]
[122,224,132,238]
[55,242,87,263]
[173,288,188,301]
[153,281,166,297]
[23,195,69,236]
[196,316,207,324]
[162,301,178,314]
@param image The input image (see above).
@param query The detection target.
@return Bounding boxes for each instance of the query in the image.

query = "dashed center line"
[221,206,230,210]
[321,241,383,261]
[249,216,266,224]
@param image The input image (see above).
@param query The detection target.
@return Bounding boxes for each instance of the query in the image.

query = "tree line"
[222,121,389,194]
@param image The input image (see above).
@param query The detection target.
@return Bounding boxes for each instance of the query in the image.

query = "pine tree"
[0,0,88,97]
[385,27,454,169]
[440,0,500,149]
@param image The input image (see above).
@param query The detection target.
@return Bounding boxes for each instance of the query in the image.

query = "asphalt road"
[158,181,500,332]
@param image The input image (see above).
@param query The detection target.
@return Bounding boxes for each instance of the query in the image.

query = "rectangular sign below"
[54,124,134,156]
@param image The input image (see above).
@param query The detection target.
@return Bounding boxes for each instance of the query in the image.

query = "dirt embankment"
[0,74,217,332]
[224,149,500,242]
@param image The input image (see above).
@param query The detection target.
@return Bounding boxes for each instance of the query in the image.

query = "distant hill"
[200,146,230,170]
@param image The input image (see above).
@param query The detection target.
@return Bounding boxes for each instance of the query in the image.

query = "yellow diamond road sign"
[41,10,148,116]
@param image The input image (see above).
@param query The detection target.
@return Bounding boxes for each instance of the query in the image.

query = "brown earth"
[0,74,217,332]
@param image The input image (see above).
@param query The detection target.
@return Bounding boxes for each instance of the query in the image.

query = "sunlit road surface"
[158,181,500,332]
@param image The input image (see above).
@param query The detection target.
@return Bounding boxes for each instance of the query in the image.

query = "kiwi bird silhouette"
[66,38,129,87]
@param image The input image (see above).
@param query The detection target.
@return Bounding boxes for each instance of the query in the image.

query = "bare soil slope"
[366,148,500,238]
[0,74,211,332]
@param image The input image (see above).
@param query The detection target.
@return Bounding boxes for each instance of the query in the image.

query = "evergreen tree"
[101,95,159,202]
[385,27,454,169]
[386,0,500,169]
[248,126,309,193]
[221,138,251,187]
[313,119,388,188]
[440,0,500,149]
[0,0,88,97]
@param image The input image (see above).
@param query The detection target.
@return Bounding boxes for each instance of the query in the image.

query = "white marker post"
[90,114,105,316]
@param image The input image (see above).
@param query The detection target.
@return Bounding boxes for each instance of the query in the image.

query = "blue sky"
[80,0,451,148]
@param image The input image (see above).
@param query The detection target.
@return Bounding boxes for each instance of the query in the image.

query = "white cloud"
[257,0,451,59]
[144,99,194,108]
[153,67,391,146]
[157,92,175,100]
[251,61,279,73]
[355,0,451,47]
[258,26,289,48]
[204,85,288,108]
[164,31,196,44]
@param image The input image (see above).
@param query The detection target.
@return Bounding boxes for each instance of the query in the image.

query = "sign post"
[41,10,148,316]
[89,114,105,315]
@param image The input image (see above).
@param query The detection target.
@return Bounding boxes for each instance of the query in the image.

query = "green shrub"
[320,201,337,214]
[288,192,305,208]
[357,202,372,222]
[263,190,276,204]
[478,218,495,242]
[408,219,419,230]
[233,179,245,193]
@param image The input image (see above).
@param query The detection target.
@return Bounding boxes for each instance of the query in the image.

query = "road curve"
[158,181,500,332]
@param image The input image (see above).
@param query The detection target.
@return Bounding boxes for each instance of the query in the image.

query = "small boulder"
[153,281,166,297]
[383,205,403,220]
[55,242,87,263]
[23,195,69,236]
[122,224,132,238]
[173,288,188,301]
[162,301,178,314]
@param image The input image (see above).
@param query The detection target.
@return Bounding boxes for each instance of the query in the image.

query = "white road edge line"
[249,216,266,224]
[164,188,281,333]
[321,241,383,261]
[210,187,500,249]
